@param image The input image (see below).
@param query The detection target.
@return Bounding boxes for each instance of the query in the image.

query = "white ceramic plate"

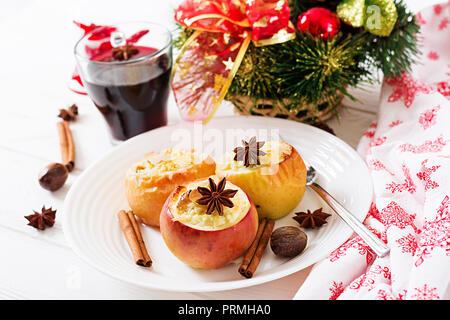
[63,116,372,292]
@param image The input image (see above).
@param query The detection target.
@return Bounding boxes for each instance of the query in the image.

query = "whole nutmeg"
[270,226,307,258]
[38,163,69,191]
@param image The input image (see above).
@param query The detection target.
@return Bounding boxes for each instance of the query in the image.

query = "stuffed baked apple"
[125,149,215,227]
[216,137,306,220]
[160,176,258,269]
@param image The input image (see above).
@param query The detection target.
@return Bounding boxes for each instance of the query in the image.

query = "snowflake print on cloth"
[348,265,391,293]
[368,159,395,176]
[416,12,426,25]
[377,289,395,300]
[372,265,391,280]
[328,235,375,265]
[368,202,380,217]
[329,281,344,300]
[399,135,449,154]
[439,17,449,30]
[363,130,375,139]
[411,284,440,300]
[377,288,408,300]
[396,233,418,255]
[416,159,441,191]
[366,136,388,156]
[436,81,450,98]
[363,123,378,139]
[397,289,408,300]
[372,201,419,233]
[385,72,434,108]
[389,120,403,128]
[419,105,440,130]
[349,273,376,291]
[427,51,439,60]
[386,164,416,194]
[369,136,387,148]
[434,4,443,15]
[377,289,390,300]
[414,195,450,267]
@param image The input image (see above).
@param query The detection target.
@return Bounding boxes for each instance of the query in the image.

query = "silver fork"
[307,166,390,257]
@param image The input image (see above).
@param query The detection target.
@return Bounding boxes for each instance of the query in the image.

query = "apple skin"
[217,146,306,220]
[160,188,259,269]
[125,153,215,227]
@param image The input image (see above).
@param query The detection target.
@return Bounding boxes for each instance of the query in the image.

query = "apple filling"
[218,140,292,172]
[170,179,250,231]
[129,149,208,184]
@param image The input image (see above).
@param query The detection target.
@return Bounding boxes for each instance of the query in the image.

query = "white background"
[0,0,442,299]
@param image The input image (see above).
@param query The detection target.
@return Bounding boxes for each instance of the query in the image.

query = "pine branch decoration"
[274,31,370,104]
[364,0,420,78]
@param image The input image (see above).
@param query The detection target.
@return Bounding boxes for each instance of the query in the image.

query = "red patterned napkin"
[294,2,450,300]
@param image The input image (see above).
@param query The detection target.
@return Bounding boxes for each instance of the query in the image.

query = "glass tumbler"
[74,22,172,144]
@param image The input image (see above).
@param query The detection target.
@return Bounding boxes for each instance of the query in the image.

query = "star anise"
[112,44,139,61]
[233,136,266,167]
[196,177,238,216]
[293,208,331,229]
[58,104,78,121]
[25,206,57,230]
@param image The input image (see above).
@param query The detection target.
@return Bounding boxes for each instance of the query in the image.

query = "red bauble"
[297,7,340,39]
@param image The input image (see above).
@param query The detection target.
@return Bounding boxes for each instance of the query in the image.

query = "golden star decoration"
[188,105,197,116]
[204,54,216,67]
[209,38,219,46]
[214,74,227,91]
[222,57,234,71]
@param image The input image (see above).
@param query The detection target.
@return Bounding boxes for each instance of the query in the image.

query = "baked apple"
[216,139,306,220]
[125,149,215,227]
[160,177,258,269]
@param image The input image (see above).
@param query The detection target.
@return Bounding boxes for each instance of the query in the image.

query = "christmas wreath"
[172,0,420,124]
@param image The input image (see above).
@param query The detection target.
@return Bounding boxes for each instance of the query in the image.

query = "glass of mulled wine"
[74,22,172,143]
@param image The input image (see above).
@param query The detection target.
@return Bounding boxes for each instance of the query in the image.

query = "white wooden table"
[0,0,438,300]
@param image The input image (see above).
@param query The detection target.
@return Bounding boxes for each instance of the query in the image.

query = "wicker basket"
[228,92,344,124]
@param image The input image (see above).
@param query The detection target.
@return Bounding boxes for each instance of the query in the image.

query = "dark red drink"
[83,46,172,141]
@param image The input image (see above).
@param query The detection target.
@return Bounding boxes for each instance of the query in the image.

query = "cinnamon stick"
[239,218,275,278]
[56,121,68,161]
[64,121,75,171]
[57,121,75,171]
[118,210,152,267]
[239,218,267,275]
[126,210,152,266]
